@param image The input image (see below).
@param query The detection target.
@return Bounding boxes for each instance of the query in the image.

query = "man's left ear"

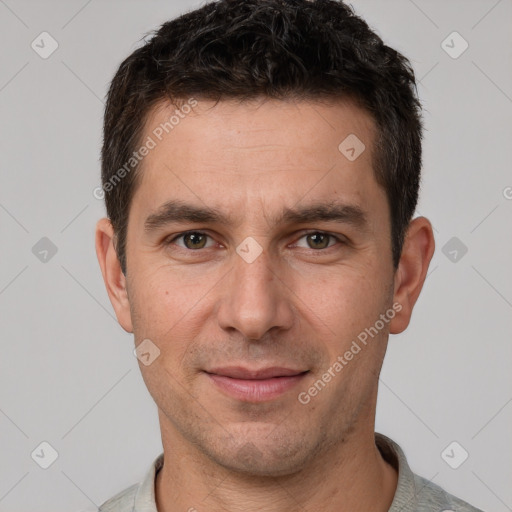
[389,216,435,334]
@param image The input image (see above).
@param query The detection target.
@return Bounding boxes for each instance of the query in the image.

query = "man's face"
[122,98,397,475]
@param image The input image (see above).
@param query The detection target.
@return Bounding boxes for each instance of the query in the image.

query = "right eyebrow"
[144,200,229,233]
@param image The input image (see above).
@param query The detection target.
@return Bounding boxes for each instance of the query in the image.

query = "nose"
[216,244,295,340]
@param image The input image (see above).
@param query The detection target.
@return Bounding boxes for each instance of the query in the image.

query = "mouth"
[204,366,309,402]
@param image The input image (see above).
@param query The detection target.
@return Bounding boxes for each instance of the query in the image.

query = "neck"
[155,421,397,512]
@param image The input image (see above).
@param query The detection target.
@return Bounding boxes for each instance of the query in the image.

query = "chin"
[205,428,318,478]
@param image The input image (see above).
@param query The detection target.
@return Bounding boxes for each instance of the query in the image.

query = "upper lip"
[206,366,307,380]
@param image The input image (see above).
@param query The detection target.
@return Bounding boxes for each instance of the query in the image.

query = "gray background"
[0,0,511,510]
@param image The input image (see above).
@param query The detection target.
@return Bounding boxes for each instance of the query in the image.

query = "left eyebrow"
[278,202,368,229]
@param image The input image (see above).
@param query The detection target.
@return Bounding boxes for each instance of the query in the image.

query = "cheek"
[129,267,218,377]
[293,264,391,349]
[130,276,202,401]
[129,269,195,341]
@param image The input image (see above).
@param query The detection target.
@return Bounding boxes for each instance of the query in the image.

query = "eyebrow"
[144,199,368,233]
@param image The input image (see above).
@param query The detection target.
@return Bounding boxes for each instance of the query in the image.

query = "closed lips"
[206,367,308,379]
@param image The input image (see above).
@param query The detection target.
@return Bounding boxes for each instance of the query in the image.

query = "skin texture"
[96,97,435,512]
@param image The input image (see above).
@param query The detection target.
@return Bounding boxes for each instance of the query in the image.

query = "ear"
[95,218,133,333]
[389,216,435,334]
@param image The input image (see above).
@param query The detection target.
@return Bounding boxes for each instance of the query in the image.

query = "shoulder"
[97,452,164,512]
[375,433,485,512]
[412,472,485,512]
[97,483,138,512]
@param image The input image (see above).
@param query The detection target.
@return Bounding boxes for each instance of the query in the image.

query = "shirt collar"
[376,432,418,512]
[132,452,164,512]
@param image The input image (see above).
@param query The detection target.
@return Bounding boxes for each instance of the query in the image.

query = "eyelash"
[166,230,345,251]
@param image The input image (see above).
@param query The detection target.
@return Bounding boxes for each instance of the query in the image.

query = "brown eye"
[306,232,331,249]
[182,232,208,249]
[165,230,218,255]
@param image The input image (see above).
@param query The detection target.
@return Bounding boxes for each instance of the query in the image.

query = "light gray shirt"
[98,433,484,511]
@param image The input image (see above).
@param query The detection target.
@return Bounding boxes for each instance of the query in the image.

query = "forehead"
[143,96,375,164]
[132,97,383,222]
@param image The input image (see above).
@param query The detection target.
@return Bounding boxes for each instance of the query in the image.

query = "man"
[95,0,482,510]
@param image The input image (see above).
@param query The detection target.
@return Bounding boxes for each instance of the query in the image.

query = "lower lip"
[206,372,308,402]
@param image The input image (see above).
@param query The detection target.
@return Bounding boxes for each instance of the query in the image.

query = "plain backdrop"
[0,1,511,511]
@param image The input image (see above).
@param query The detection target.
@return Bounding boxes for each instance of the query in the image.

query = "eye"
[169,231,215,250]
[294,231,341,250]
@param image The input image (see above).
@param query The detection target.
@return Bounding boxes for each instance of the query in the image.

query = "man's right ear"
[95,218,133,333]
